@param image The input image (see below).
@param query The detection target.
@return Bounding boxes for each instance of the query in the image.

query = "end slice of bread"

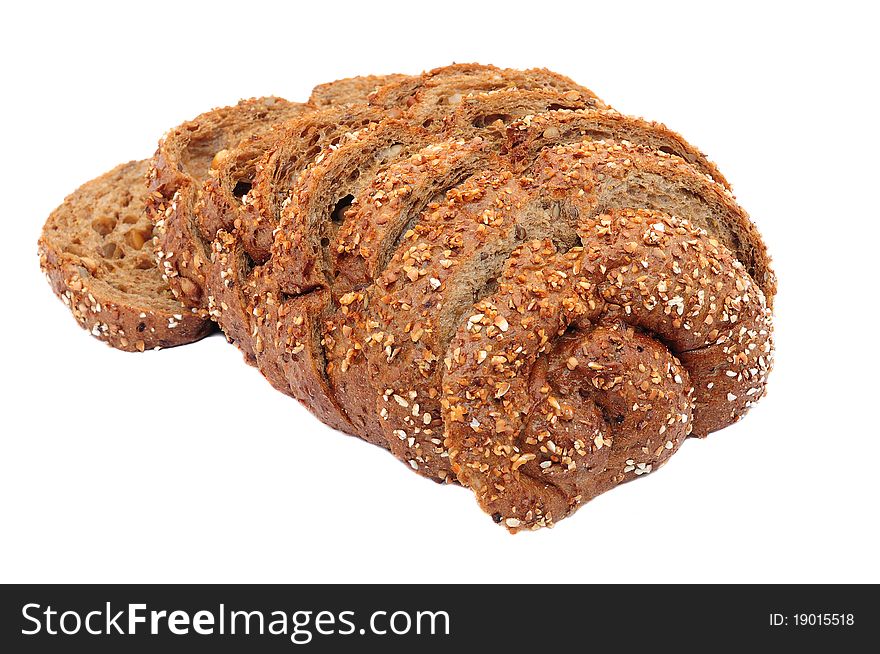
[39,160,213,351]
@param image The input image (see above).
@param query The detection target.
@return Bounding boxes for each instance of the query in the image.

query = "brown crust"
[442,207,772,531]
[39,161,212,351]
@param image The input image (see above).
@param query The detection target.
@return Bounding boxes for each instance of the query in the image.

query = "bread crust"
[442,207,772,530]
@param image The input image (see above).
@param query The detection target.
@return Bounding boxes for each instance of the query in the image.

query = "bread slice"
[309,73,410,107]
[506,108,731,190]
[39,160,212,351]
[146,97,310,313]
[369,63,606,124]
[442,87,599,142]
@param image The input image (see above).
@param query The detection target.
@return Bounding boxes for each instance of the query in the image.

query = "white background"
[1,1,877,583]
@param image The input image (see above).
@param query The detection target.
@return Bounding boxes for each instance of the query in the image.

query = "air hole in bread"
[320,237,330,247]
[98,242,118,259]
[241,250,255,276]
[331,195,354,224]
[91,215,116,236]
[472,114,512,128]
[137,322,146,332]
[377,144,404,162]
[125,227,153,250]
[232,181,252,199]
[134,257,154,270]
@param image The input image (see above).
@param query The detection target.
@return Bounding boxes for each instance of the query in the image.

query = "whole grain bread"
[39,65,776,532]
[39,160,212,350]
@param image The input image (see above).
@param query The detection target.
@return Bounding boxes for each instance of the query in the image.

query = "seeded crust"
[39,161,212,351]
[206,84,599,395]
[442,208,772,531]
[255,82,603,423]
[146,97,310,313]
[260,121,436,436]
[309,74,410,107]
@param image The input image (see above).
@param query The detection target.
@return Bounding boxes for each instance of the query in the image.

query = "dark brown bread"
[309,73,410,107]
[281,110,765,482]
[39,161,212,351]
[146,97,310,313]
